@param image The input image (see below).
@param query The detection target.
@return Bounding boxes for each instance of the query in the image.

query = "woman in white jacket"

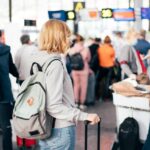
[36,20,100,150]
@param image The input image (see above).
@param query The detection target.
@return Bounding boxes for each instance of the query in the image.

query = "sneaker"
[79,104,87,110]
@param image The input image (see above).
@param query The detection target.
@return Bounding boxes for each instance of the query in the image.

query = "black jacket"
[0,43,19,103]
[89,43,99,73]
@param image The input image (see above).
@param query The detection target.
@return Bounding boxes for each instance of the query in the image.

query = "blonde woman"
[33,20,100,150]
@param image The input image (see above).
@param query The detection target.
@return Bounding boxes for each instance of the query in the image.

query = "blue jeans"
[39,125,76,150]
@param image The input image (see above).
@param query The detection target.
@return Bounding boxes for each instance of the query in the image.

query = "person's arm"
[14,49,22,71]
[46,61,88,122]
[46,61,100,124]
[86,48,93,74]
[143,49,150,60]
[9,52,19,78]
[111,47,116,64]
[119,45,133,77]
[87,48,91,63]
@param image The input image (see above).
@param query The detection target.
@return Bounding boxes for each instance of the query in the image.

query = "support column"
[129,0,131,7]
[74,21,78,34]
[9,0,12,22]
[134,0,142,31]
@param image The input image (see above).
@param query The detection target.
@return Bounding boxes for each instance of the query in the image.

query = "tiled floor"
[0,101,116,150]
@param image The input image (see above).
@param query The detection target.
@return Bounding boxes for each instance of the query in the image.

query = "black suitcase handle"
[84,120,101,150]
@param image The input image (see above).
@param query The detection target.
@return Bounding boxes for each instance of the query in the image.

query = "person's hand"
[87,114,100,125]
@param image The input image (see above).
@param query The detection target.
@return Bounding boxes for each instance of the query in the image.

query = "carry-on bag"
[84,120,101,150]
[16,136,36,150]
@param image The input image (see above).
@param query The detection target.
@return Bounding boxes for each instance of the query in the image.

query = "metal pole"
[97,122,100,150]
[129,0,131,8]
[85,121,88,150]
[9,0,12,22]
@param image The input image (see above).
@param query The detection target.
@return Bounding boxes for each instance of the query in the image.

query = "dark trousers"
[0,102,13,150]
[95,66,113,99]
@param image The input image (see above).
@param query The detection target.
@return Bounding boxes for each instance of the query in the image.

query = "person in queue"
[30,19,100,150]
[0,30,19,150]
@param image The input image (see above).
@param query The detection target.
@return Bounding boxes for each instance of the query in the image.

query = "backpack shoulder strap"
[30,62,42,75]
[42,58,64,73]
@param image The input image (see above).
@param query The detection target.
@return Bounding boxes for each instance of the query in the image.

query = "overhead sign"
[79,9,100,21]
[74,2,85,12]
[89,10,98,18]
[141,8,150,19]
[66,10,76,20]
[101,8,113,18]
[113,8,135,21]
[48,10,66,21]
[24,20,36,26]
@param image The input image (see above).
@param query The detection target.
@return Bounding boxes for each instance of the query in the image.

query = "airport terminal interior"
[1,0,150,150]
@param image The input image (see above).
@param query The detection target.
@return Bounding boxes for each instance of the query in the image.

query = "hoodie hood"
[0,43,10,56]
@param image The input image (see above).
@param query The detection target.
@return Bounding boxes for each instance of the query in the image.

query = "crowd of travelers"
[0,19,150,150]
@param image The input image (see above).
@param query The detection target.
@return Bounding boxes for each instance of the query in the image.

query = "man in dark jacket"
[134,30,150,55]
[0,30,19,150]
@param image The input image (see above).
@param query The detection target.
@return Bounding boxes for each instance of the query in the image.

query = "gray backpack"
[13,58,61,139]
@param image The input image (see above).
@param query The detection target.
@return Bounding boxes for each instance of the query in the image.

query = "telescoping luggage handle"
[84,120,101,150]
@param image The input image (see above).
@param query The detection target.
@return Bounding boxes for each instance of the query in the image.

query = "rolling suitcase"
[85,120,101,150]
[85,73,96,106]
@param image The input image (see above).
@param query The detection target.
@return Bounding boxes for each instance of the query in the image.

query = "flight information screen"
[113,8,135,21]
[141,8,150,19]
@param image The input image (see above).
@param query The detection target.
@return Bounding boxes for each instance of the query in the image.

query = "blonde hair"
[39,19,71,53]
[125,28,138,44]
